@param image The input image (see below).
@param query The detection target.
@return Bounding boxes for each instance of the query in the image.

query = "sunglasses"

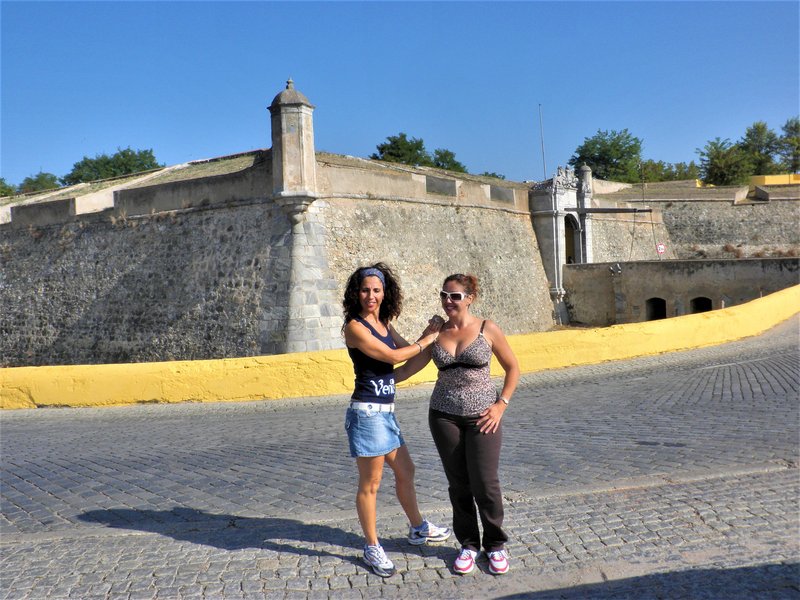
[439,290,469,302]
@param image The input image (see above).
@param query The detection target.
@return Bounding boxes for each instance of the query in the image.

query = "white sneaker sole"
[361,556,395,578]
[407,530,451,546]
[408,535,450,546]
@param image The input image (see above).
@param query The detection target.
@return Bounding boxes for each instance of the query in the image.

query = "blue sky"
[2,1,798,187]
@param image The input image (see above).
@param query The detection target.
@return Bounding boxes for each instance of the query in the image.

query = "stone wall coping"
[316,152,531,189]
[316,193,530,216]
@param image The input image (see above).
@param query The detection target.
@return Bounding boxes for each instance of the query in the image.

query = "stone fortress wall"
[553,177,799,325]
[0,95,554,366]
[0,154,292,365]
[564,258,799,326]
[588,201,675,263]
[316,154,554,344]
[659,199,799,259]
[591,180,800,260]
[1,81,797,367]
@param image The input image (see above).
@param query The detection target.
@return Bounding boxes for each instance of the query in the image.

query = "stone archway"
[565,214,580,264]
[690,296,713,313]
[646,297,667,320]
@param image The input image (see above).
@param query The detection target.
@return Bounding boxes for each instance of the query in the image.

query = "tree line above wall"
[568,117,799,186]
[1,148,163,196]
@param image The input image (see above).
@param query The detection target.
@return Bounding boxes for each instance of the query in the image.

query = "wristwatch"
[499,396,509,405]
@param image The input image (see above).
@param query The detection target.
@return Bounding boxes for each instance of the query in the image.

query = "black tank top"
[347,316,396,403]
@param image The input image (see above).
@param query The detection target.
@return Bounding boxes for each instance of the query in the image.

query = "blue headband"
[359,267,386,287]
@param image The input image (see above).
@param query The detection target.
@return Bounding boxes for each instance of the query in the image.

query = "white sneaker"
[362,544,396,577]
[487,549,510,575]
[453,547,478,575]
[407,519,452,545]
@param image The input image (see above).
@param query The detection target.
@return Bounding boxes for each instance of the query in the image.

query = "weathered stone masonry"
[1,197,290,364]
[658,200,799,258]
[563,258,799,326]
[0,83,556,366]
[1,81,797,367]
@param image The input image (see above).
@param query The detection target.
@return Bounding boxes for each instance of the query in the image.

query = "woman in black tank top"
[341,263,451,577]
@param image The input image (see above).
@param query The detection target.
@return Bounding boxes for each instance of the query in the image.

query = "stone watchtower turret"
[267,79,342,353]
[269,78,319,221]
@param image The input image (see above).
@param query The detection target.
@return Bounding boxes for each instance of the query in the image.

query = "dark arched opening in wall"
[564,215,580,264]
[645,297,667,320]
[690,296,713,313]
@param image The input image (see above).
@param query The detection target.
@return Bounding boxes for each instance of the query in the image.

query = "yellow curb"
[1,285,798,410]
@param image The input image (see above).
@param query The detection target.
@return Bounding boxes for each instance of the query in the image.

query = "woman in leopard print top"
[426,273,519,575]
[429,320,496,416]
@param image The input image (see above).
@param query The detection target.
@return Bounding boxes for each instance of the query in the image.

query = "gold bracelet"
[499,396,510,405]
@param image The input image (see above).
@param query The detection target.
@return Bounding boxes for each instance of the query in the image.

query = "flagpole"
[538,104,547,180]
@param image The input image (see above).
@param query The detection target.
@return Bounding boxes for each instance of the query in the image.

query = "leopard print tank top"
[430,322,497,416]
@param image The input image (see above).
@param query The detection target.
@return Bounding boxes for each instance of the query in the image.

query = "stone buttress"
[268,80,342,353]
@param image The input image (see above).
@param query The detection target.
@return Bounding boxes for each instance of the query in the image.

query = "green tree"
[371,132,468,173]
[432,148,467,173]
[778,116,800,173]
[479,171,506,179]
[568,129,643,183]
[739,121,781,175]
[639,160,670,182]
[61,147,162,186]
[639,159,700,182]
[371,133,433,167]
[670,161,700,180]
[19,171,60,194]
[697,138,753,185]
[0,178,16,197]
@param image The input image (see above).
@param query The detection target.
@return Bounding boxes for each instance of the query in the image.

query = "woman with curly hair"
[342,262,450,577]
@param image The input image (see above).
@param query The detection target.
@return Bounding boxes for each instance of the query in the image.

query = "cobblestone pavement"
[1,317,798,599]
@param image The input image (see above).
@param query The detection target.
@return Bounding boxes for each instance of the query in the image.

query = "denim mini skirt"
[345,406,405,457]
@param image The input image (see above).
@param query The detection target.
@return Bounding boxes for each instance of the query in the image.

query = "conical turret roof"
[269,78,314,111]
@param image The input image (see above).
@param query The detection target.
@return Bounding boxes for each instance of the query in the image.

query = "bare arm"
[344,319,439,365]
[393,316,443,382]
[477,320,520,434]
[388,324,411,349]
[395,345,433,383]
[486,320,520,401]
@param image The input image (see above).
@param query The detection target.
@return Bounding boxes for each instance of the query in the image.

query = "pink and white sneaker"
[487,549,510,575]
[453,547,478,575]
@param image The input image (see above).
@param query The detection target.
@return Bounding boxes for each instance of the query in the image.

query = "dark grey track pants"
[429,408,508,552]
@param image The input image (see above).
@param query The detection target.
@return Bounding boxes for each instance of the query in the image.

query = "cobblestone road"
[1,317,798,599]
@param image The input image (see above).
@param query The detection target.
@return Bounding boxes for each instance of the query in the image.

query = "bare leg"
[385,445,423,528]
[356,456,385,546]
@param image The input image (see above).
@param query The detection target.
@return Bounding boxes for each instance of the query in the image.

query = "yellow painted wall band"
[749,174,800,186]
[2,285,798,410]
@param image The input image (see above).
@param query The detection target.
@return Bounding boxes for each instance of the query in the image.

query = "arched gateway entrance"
[565,215,580,264]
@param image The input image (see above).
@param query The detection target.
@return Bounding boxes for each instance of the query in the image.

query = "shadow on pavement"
[79,506,367,564]
[497,562,800,599]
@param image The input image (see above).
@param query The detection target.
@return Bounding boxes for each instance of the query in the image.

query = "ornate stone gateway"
[530,166,595,323]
